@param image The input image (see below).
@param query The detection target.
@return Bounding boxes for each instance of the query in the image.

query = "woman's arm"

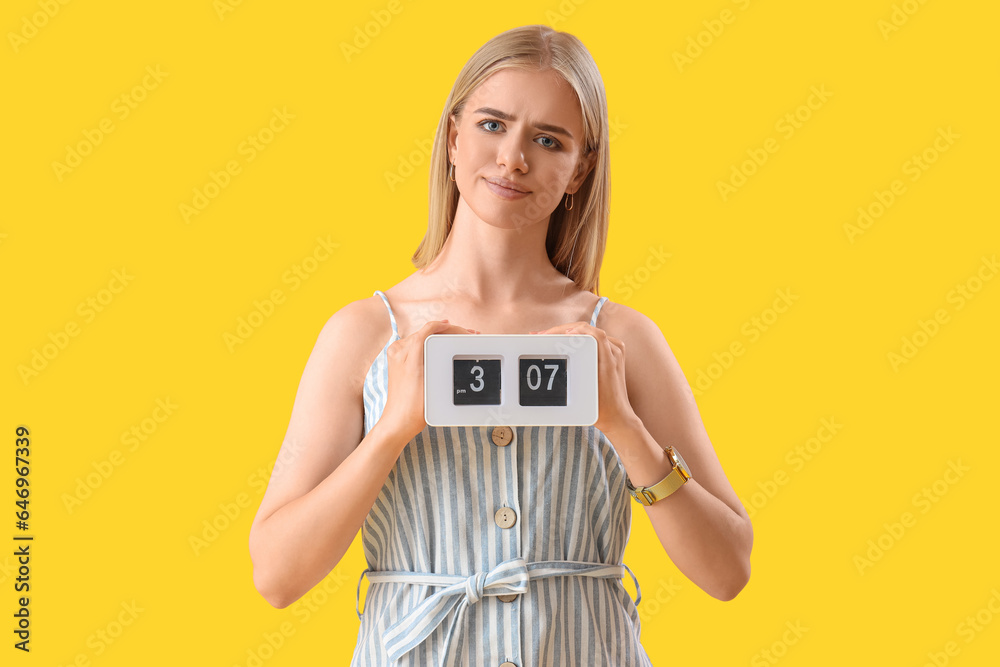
[248,305,472,609]
[602,304,753,601]
[248,303,410,609]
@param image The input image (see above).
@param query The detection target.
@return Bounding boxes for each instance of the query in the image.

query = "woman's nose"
[497,133,528,172]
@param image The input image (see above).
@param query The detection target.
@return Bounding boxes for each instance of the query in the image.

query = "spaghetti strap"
[372,290,399,339]
[590,295,609,327]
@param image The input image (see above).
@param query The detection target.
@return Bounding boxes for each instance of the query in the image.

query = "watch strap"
[626,447,691,506]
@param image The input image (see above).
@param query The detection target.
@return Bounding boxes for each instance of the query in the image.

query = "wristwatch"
[625,446,692,506]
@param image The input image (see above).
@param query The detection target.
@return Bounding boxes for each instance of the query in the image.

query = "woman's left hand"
[530,322,640,437]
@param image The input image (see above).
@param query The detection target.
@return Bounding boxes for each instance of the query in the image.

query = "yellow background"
[3,0,998,664]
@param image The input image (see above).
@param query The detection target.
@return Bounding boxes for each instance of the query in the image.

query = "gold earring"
[449,162,455,182]
[564,192,573,210]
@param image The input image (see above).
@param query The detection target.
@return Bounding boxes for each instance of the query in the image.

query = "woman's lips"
[484,178,530,199]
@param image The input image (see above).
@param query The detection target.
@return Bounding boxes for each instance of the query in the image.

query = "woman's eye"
[478,120,560,150]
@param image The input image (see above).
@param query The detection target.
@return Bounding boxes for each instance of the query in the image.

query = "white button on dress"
[494,507,516,529]
[491,425,513,446]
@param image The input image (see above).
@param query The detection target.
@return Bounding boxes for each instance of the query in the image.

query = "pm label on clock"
[453,358,501,405]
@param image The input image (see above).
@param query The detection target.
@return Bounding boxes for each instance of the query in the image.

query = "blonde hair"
[411,25,611,295]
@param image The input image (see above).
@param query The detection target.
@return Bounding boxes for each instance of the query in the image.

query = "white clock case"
[424,334,599,427]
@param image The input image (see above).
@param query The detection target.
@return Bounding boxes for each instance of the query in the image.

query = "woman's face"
[448,67,596,229]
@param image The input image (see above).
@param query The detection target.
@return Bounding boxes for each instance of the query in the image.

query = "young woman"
[249,24,752,666]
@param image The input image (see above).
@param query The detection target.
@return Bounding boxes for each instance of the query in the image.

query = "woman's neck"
[419,200,570,304]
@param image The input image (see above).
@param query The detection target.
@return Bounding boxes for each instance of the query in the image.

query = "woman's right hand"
[379,319,479,444]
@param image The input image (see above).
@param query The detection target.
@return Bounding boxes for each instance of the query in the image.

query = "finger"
[422,319,452,331]
[442,324,479,334]
[410,320,453,342]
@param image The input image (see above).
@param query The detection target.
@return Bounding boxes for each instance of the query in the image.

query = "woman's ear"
[447,113,460,163]
[567,149,598,194]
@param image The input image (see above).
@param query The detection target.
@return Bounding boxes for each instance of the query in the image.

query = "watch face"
[670,447,690,475]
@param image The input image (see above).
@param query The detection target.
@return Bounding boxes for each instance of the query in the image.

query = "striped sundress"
[351,290,652,667]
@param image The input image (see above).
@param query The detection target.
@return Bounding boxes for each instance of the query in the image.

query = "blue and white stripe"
[351,290,652,667]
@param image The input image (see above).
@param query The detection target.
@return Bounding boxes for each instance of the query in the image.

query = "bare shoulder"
[595,298,664,345]
[324,293,392,335]
[594,298,685,398]
[315,294,395,391]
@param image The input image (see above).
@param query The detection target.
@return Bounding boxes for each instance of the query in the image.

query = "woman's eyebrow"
[472,106,574,140]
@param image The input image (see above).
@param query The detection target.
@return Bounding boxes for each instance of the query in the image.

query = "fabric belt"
[355,556,642,664]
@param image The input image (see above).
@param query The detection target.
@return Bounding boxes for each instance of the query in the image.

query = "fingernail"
[442,319,450,323]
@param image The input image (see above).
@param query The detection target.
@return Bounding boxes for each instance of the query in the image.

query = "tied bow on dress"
[356,556,640,664]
